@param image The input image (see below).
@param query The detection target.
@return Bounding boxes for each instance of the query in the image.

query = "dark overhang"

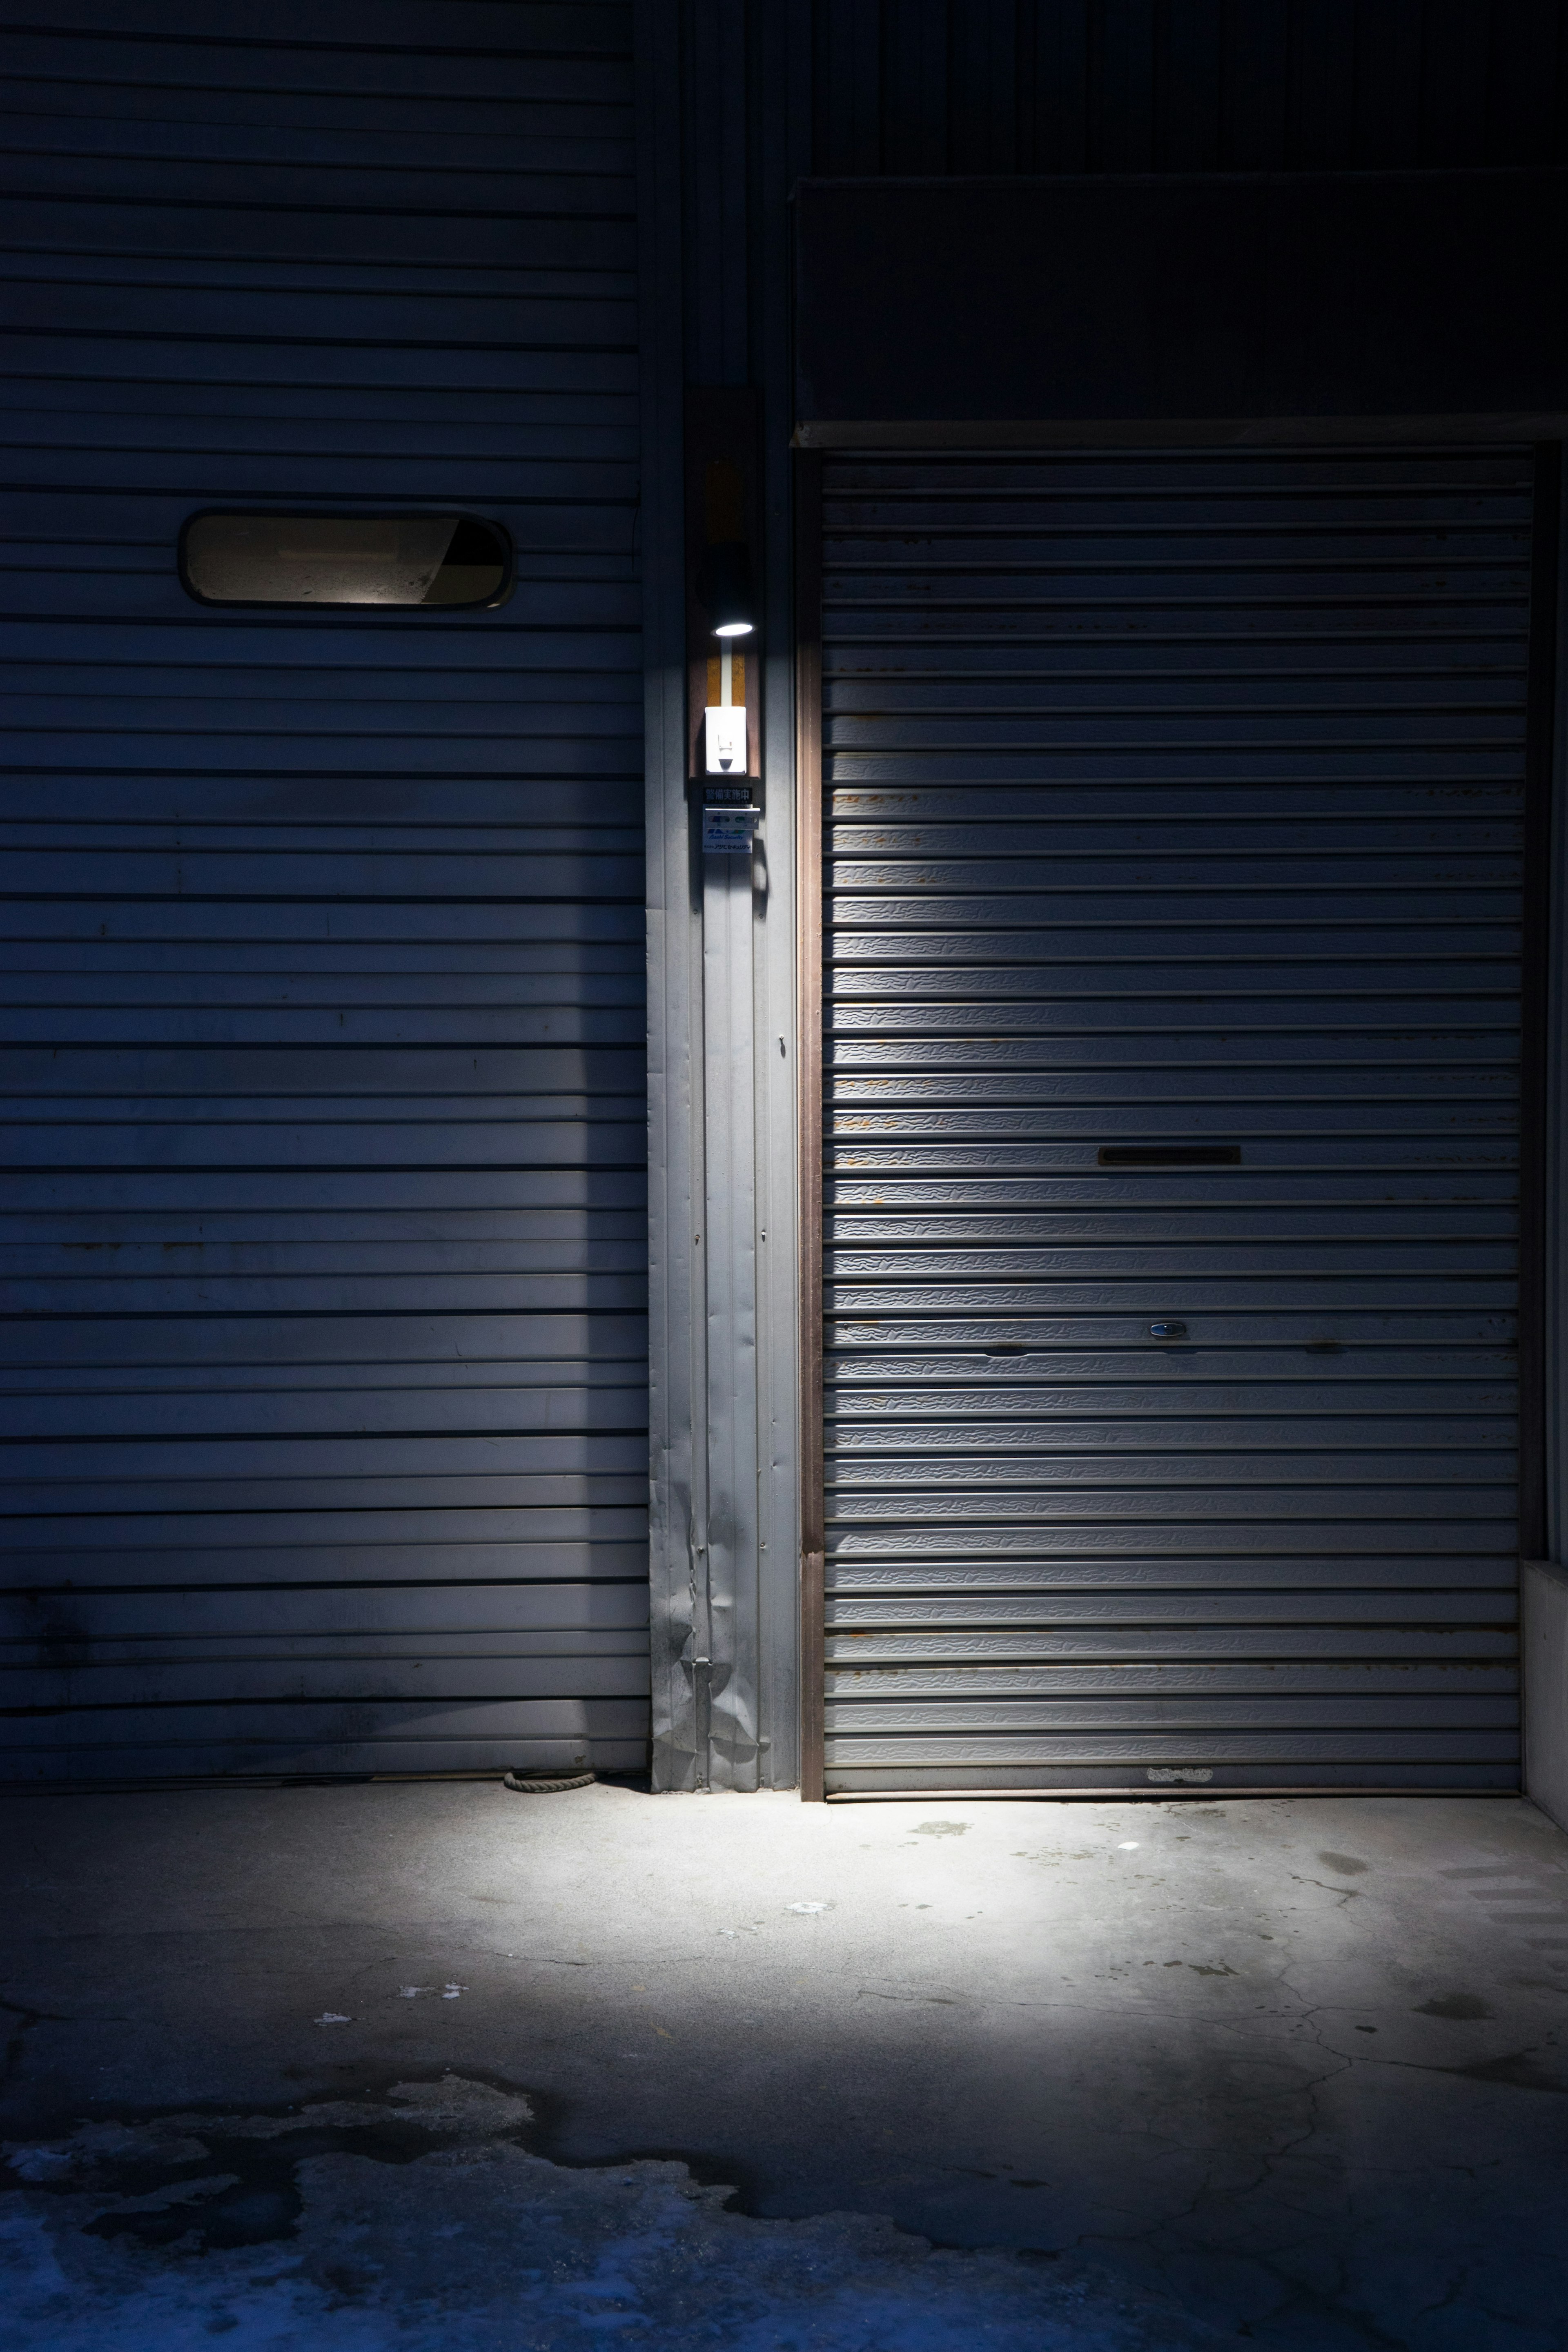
[793,168,1568,445]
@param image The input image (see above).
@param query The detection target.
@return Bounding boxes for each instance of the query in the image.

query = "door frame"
[1521,444,1563,1560]
[795,447,827,1801]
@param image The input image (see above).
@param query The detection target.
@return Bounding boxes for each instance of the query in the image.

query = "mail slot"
[1099,1145,1243,1168]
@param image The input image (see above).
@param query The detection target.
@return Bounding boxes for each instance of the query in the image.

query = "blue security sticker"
[702,807,759,853]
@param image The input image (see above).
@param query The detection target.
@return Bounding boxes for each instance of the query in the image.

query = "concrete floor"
[2,1783,1566,2350]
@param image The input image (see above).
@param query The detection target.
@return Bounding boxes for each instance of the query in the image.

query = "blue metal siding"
[819,447,1528,1793]
[0,0,650,1778]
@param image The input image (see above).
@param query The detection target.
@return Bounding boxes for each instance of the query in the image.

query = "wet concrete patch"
[1,2073,1229,2350]
[9,2076,533,2251]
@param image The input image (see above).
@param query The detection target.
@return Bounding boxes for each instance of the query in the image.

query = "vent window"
[180,514,511,608]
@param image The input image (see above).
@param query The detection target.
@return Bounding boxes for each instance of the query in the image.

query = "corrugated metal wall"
[0,0,650,1780]
[812,0,1568,178]
[820,447,1530,1793]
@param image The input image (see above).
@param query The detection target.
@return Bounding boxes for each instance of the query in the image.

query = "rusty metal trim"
[795,446,826,1803]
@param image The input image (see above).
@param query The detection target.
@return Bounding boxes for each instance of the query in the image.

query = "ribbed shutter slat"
[820,448,1529,1795]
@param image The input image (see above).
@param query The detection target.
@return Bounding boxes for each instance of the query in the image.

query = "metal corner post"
[688,388,764,1788]
[638,0,811,1790]
[637,0,702,1787]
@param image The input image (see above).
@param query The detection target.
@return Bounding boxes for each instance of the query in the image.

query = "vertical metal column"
[700,840,761,1780]
[685,0,759,1788]
[637,0,702,1787]
[686,392,764,1787]
[639,0,809,1789]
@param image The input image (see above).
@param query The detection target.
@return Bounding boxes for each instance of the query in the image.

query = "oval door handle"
[1148,1321,1188,1340]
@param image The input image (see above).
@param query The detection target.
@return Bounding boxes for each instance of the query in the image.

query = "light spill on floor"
[3,1783,1567,2348]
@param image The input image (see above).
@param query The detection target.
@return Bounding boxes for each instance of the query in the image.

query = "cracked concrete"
[1,1784,1565,2349]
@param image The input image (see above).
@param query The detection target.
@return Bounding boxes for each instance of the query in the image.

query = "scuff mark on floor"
[0,1998,70,2087]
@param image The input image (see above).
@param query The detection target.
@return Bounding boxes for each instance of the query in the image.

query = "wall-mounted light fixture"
[698,537,756,637]
[686,416,762,854]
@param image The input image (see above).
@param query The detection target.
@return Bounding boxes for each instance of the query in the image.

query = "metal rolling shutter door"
[0,2,650,1780]
[821,448,1529,1795]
